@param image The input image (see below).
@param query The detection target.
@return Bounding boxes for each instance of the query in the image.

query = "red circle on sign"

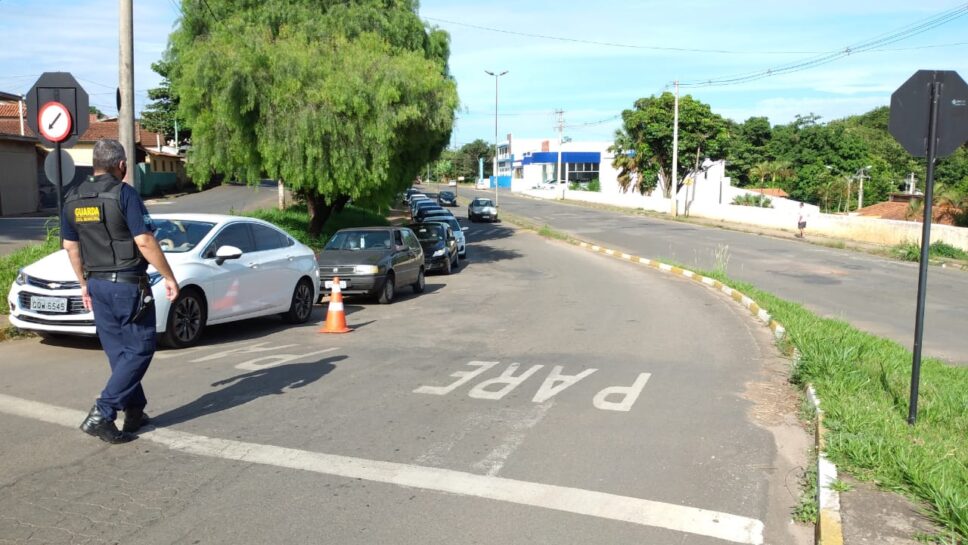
[37,101,73,143]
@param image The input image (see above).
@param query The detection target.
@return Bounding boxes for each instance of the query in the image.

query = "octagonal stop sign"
[889,70,968,158]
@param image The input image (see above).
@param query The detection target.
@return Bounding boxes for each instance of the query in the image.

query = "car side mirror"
[214,245,243,265]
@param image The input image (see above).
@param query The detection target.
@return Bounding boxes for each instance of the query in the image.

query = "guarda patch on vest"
[74,206,101,223]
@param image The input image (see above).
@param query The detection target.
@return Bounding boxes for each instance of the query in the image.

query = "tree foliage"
[610,92,731,197]
[611,92,968,214]
[140,59,190,143]
[167,0,457,235]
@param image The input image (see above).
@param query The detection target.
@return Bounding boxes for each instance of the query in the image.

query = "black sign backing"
[889,70,968,158]
[26,72,90,148]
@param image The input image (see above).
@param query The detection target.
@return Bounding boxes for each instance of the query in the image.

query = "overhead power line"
[426,10,968,57]
[677,2,968,88]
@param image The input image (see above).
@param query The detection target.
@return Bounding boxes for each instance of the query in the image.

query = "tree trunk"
[330,194,351,215]
[304,190,332,238]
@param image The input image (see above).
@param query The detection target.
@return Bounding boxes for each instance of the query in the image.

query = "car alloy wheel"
[283,279,314,323]
[163,289,205,348]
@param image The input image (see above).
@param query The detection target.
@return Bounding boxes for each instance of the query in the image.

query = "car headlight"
[432,249,446,257]
[354,265,379,274]
[15,270,28,285]
[148,272,163,286]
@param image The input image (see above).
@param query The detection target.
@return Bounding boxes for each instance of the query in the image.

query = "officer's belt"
[86,271,147,284]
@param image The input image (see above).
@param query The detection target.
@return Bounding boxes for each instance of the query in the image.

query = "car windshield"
[472,199,493,207]
[324,230,392,251]
[440,191,454,198]
[154,219,216,253]
[412,224,444,242]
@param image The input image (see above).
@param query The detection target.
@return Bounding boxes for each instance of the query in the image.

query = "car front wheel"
[282,278,315,324]
[378,273,395,304]
[161,288,206,348]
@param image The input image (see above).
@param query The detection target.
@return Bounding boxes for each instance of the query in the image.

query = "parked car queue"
[7,187,483,347]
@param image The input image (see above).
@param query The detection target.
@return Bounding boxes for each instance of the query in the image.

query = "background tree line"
[611,93,968,219]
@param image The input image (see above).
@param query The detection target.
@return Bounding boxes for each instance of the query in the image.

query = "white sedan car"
[7,213,320,348]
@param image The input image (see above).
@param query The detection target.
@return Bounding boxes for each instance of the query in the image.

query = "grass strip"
[243,204,388,251]
[0,226,61,316]
[680,266,967,542]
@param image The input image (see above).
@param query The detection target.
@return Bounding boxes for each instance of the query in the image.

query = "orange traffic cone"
[320,277,352,333]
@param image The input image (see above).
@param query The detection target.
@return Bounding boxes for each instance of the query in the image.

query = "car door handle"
[247,263,259,269]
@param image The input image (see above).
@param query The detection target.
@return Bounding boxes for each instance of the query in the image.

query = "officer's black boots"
[122,406,150,434]
[80,406,133,444]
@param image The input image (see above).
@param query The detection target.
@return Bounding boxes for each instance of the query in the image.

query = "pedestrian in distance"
[62,139,179,444]
[796,202,808,238]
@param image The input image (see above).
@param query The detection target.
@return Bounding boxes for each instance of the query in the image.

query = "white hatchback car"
[7,213,320,348]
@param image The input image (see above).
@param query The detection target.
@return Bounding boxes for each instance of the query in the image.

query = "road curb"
[530,227,843,545]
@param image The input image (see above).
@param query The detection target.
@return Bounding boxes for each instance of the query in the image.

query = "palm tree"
[749,162,771,186]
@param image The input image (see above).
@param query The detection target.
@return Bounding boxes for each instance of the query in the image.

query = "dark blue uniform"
[62,175,156,423]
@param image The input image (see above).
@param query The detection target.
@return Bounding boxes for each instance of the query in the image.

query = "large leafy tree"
[610,92,730,197]
[140,59,190,143]
[167,0,458,235]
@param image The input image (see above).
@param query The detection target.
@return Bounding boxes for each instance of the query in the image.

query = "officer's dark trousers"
[88,277,156,421]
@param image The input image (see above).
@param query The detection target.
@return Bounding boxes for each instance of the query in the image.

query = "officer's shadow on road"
[151,354,346,427]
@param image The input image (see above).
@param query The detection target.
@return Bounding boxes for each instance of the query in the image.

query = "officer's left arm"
[63,239,92,310]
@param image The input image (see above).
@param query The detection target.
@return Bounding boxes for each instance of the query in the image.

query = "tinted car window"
[403,230,421,252]
[472,198,493,207]
[251,223,291,251]
[394,230,405,246]
[413,224,445,242]
[208,223,254,255]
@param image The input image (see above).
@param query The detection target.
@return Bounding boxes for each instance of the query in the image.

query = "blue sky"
[2,0,967,146]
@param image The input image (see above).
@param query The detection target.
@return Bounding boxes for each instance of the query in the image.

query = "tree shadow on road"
[151,354,346,427]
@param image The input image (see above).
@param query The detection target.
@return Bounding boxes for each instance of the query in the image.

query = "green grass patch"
[893,241,968,263]
[793,450,819,524]
[537,224,570,241]
[683,265,968,542]
[0,223,61,316]
[244,204,388,251]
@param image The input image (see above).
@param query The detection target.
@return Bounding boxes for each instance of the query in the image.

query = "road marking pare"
[414,361,650,412]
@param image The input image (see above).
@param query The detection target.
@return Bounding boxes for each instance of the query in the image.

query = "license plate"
[30,296,67,312]
[324,280,347,289]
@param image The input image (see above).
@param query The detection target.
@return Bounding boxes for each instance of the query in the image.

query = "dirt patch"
[840,476,947,544]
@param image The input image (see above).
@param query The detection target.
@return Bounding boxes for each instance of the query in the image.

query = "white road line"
[0,394,764,544]
[473,402,552,477]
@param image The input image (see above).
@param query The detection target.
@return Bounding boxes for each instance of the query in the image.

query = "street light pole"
[672,80,680,216]
[485,69,508,209]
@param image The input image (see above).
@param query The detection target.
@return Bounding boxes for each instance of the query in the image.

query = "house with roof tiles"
[0,94,181,215]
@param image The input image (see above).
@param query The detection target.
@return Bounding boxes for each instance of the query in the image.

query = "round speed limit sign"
[37,101,73,143]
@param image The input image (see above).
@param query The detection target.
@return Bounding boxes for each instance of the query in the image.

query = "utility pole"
[672,80,680,216]
[119,0,136,187]
[485,70,508,208]
[555,109,564,185]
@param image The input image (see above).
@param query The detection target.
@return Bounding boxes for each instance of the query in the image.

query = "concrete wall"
[521,186,968,251]
[0,139,39,215]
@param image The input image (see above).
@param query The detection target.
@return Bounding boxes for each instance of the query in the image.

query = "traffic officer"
[62,139,179,444]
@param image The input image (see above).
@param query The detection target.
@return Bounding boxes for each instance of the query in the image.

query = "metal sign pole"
[55,142,64,244]
[908,80,941,425]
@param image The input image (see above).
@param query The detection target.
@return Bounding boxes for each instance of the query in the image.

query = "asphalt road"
[0,200,809,544]
[459,185,968,366]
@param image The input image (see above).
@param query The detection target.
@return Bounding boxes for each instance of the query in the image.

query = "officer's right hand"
[164,278,179,302]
